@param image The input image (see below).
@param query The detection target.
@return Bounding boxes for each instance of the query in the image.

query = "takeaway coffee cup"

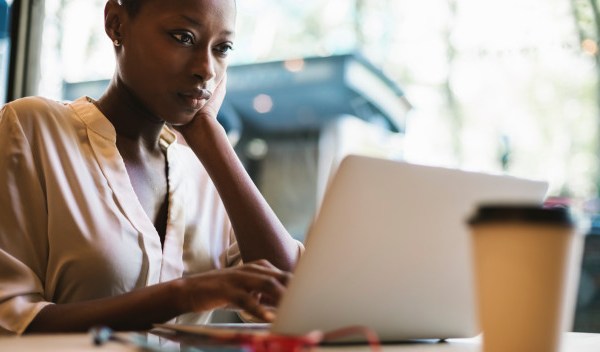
[469,204,583,352]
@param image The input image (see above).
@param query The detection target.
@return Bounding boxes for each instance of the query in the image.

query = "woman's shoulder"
[1,96,77,130]
[2,96,72,119]
[3,96,70,113]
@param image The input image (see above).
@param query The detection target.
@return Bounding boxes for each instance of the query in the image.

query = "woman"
[0,0,302,334]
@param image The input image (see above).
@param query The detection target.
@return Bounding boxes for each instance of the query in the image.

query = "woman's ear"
[104,0,124,46]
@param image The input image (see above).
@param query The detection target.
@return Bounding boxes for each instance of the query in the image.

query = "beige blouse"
[0,96,247,335]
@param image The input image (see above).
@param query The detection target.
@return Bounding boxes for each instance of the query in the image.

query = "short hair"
[118,0,235,17]
[118,0,143,17]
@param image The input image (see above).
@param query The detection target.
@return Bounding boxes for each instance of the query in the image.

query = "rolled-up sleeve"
[0,105,52,335]
[0,250,52,335]
[220,226,305,269]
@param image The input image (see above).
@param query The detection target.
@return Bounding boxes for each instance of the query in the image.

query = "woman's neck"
[95,75,166,151]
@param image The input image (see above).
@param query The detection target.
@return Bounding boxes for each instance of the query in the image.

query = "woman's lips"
[179,89,212,109]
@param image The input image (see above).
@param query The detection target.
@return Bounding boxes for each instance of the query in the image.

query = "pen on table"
[90,325,183,351]
[89,325,248,352]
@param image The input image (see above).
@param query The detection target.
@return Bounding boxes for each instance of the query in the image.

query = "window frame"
[7,0,44,102]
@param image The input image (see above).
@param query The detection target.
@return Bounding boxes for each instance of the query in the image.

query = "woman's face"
[116,0,236,125]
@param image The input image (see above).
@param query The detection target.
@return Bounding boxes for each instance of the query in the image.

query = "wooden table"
[1,332,599,351]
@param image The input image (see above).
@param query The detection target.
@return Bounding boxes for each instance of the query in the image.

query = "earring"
[113,39,121,47]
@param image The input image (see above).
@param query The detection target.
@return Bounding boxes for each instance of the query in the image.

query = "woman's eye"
[215,43,234,56]
[171,32,194,46]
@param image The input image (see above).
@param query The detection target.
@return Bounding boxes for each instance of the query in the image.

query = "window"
[38,0,109,100]
[0,0,11,104]
[36,0,598,201]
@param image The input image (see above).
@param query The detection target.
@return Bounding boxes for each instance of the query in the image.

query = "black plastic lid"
[468,204,574,226]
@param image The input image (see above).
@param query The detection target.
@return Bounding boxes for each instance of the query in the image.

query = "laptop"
[159,154,549,342]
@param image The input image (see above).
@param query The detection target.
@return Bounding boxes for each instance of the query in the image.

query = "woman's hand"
[26,259,291,333]
[178,259,292,322]
[175,75,228,139]
[173,75,228,150]
[197,74,228,121]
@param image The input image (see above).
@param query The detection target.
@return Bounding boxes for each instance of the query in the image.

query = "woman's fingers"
[197,74,227,119]
[228,269,286,306]
[231,288,276,322]
[183,261,292,319]
[173,74,227,135]
[238,260,293,286]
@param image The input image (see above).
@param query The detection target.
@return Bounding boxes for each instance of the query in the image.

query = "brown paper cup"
[469,205,582,352]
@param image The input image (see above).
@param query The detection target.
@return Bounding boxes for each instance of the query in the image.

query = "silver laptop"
[270,154,548,341]
[159,154,548,342]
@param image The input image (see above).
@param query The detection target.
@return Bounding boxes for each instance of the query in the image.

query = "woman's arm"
[26,261,289,333]
[176,77,300,271]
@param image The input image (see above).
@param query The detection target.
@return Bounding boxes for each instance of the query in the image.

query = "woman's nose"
[192,48,217,83]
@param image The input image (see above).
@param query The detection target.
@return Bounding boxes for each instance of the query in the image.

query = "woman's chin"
[165,110,200,127]
[167,117,195,128]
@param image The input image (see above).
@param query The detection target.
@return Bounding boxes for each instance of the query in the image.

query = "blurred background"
[3,0,600,330]
[30,0,600,202]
